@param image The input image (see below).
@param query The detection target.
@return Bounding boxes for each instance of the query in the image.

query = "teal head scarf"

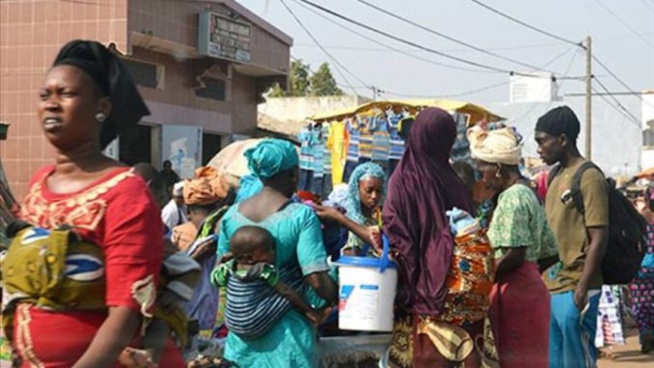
[244,139,299,179]
[345,162,386,225]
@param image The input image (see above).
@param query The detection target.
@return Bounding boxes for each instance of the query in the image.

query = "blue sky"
[239,0,654,104]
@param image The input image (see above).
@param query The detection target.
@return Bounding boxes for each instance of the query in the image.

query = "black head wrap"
[535,105,580,141]
[52,40,150,149]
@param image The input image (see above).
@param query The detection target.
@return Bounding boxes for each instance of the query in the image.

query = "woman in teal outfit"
[217,139,338,367]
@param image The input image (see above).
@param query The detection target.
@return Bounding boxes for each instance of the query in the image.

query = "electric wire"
[464,0,584,48]
[279,0,362,94]
[292,0,495,74]
[356,0,561,74]
[591,54,654,109]
[597,0,654,48]
[297,0,516,74]
[594,77,643,127]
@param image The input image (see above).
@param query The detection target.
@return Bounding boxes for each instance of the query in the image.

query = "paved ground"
[598,329,654,368]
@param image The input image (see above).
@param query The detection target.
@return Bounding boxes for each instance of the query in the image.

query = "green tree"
[267,83,286,98]
[310,62,343,96]
[289,59,310,97]
[266,60,310,98]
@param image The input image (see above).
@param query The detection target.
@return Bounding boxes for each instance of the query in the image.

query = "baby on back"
[211,226,329,339]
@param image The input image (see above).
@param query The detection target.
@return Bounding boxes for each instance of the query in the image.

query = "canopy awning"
[309,99,505,126]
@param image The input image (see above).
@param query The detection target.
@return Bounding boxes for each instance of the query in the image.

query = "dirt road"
[598,329,654,368]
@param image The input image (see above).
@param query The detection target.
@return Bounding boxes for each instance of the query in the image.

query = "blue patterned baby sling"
[224,265,305,340]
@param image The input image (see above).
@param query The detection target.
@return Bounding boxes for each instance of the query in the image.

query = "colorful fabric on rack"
[358,118,373,160]
[346,119,360,163]
[451,113,472,164]
[327,121,348,184]
[322,123,333,178]
[371,117,391,162]
[298,129,312,171]
[389,114,406,161]
[310,126,325,177]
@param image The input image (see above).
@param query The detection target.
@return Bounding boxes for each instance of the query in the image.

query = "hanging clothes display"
[357,116,373,163]
[371,113,391,172]
[304,99,503,196]
[451,113,473,165]
[388,113,407,178]
[296,122,333,196]
[343,119,361,183]
[327,120,348,185]
[320,123,333,198]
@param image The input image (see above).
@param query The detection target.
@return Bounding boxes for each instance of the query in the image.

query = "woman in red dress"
[6,40,184,367]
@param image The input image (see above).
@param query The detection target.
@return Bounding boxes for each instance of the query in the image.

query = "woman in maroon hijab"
[383,108,483,367]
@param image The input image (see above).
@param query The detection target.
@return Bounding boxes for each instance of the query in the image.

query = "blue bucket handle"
[378,234,391,273]
[358,234,392,273]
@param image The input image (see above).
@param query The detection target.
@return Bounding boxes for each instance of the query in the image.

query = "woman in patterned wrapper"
[468,125,558,368]
[631,186,654,354]
[3,40,184,367]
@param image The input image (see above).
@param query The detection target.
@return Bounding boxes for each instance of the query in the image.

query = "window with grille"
[643,129,654,148]
[123,59,162,89]
[195,77,226,101]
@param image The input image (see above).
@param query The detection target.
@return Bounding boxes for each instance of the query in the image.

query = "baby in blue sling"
[211,226,329,339]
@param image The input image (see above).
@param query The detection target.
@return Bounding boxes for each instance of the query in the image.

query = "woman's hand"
[306,306,334,327]
[190,237,217,261]
[315,205,344,223]
[118,347,156,368]
[368,226,382,254]
[306,271,339,305]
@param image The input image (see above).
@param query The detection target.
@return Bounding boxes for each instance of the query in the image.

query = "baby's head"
[230,226,276,265]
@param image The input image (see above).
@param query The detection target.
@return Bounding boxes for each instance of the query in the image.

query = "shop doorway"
[119,124,152,166]
[202,133,222,165]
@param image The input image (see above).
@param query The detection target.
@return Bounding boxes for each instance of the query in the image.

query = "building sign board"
[198,12,251,63]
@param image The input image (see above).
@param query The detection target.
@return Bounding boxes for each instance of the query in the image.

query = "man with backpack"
[535,106,608,368]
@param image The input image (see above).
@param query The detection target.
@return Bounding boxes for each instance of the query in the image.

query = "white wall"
[489,94,642,176]
[258,95,371,126]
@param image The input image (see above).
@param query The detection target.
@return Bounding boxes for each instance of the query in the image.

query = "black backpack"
[548,161,647,285]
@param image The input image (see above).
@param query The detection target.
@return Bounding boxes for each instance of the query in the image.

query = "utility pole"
[371,86,378,101]
[585,35,592,159]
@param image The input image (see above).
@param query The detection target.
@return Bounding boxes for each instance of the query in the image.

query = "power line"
[593,77,642,127]
[596,0,654,48]
[381,80,509,99]
[593,86,642,130]
[294,30,654,53]
[565,91,654,97]
[513,46,578,145]
[356,0,561,74]
[591,54,654,109]
[292,0,496,74]
[465,0,584,48]
[297,0,515,74]
[382,45,578,99]
[293,41,564,53]
[279,0,362,94]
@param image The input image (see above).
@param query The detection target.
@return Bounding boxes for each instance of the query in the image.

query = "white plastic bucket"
[335,236,397,332]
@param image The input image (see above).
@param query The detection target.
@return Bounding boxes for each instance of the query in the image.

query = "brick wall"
[0,0,129,199]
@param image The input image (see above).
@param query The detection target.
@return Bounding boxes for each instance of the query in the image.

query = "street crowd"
[0,39,652,368]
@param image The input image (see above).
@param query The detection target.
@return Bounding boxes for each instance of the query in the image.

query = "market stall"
[296,99,504,197]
